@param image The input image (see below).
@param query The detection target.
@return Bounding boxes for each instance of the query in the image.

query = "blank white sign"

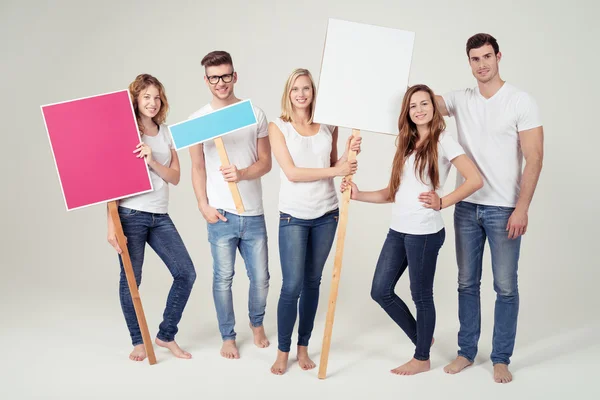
[314,19,415,135]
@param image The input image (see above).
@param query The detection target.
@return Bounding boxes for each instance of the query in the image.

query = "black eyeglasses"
[207,72,235,85]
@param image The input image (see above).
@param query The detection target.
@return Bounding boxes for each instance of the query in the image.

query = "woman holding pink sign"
[268,68,361,375]
[107,74,196,362]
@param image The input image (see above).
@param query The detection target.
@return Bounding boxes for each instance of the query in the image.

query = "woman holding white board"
[341,84,482,375]
[107,74,197,362]
[268,68,361,375]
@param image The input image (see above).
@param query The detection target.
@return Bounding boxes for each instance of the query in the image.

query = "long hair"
[128,74,169,134]
[387,84,446,201]
[280,68,317,123]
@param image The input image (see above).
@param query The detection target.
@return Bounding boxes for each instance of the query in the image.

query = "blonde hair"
[128,74,169,134]
[280,68,316,123]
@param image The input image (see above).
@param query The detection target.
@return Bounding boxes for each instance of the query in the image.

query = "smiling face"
[204,64,237,101]
[408,90,434,127]
[137,84,161,119]
[290,74,313,110]
[468,44,502,84]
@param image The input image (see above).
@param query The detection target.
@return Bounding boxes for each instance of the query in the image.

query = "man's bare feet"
[155,338,192,359]
[129,344,147,362]
[271,350,289,375]
[297,345,316,370]
[391,358,430,375]
[443,356,473,374]
[220,340,240,359]
[249,323,270,348]
[493,363,513,384]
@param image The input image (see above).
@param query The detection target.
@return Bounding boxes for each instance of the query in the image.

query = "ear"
[496,51,502,63]
[233,71,238,83]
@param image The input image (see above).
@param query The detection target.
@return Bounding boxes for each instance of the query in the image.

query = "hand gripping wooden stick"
[214,137,245,214]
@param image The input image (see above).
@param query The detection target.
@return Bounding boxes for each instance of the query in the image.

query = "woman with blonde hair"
[107,74,196,361]
[341,84,482,375]
[269,68,361,374]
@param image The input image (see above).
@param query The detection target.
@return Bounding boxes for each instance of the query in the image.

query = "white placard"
[314,19,415,135]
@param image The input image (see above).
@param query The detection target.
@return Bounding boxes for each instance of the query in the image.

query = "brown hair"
[201,50,234,69]
[280,68,317,123]
[466,33,499,57]
[128,74,169,134]
[387,84,446,201]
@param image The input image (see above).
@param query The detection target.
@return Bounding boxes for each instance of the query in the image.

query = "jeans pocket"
[118,207,139,218]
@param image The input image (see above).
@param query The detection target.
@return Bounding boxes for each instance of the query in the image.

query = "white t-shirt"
[273,118,339,219]
[390,132,465,235]
[189,103,268,216]
[443,83,542,207]
[119,124,173,214]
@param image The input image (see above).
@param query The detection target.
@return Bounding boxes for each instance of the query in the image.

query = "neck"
[211,93,240,109]
[478,74,505,99]
[140,115,155,132]
[416,125,430,141]
[291,108,311,125]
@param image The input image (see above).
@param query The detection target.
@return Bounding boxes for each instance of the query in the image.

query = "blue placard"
[168,99,257,150]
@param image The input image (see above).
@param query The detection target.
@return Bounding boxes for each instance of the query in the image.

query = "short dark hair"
[201,50,234,68]
[466,33,499,57]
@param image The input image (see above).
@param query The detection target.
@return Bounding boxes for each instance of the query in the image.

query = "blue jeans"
[454,201,521,365]
[118,207,196,346]
[371,228,445,361]
[277,209,339,352]
[207,210,269,341]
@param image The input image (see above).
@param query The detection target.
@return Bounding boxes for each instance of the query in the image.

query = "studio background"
[1,0,598,399]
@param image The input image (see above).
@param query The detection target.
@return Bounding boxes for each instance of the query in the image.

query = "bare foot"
[444,356,473,374]
[494,363,513,384]
[220,340,240,359]
[249,323,270,348]
[155,338,192,359]
[271,350,289,375]
[297,345,316,370]
[129,344,147,362]
[391,358,430,376]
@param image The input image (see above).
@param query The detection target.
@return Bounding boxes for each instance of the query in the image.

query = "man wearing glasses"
[189,50,272,359]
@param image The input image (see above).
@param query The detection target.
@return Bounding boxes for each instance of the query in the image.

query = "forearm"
[239,158,271,181]
[355,188,391,204]
[515,156,543,212]
[191,166,210,206]
[284,166,340,182]
[149,160,180,185]
[441,178,482,209]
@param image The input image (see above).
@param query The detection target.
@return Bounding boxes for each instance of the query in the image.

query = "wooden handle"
[214,137,245,214]
[108,201,157,365]
[318,129,361,379]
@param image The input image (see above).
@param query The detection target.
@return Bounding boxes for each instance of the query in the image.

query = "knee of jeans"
[411,289,434,307]
[494,278,518,298]
[213,270,234,288]
[370,284,391,305]
[303,275,322,290]
[281,281,302,299]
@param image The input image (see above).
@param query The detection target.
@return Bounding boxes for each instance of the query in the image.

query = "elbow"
[172,175,181,186]
[473,175,484,191]
[264,159,272,175]
[284,169,300,182]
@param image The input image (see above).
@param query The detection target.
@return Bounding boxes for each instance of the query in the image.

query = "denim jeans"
[454,201,521,365]
[206,210,269,341]
[277,209,339,353]
[118,207,196,346]
[371,228,445,361]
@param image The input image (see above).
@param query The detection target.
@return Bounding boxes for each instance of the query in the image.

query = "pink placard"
[41,90,153,211]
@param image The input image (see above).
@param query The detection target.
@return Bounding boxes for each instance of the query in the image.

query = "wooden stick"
[214,137,245,214]
[318,128,361,379]
[108,201,157,365]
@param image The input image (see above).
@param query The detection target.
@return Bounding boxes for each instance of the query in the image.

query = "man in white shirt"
[436,34,544,383]
[189,51,272,359]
